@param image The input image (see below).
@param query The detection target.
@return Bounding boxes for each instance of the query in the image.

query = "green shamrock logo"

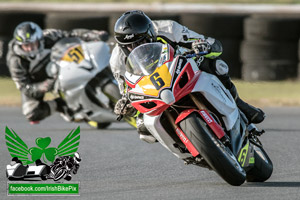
[5,127,80,165]
[29,137,57,163]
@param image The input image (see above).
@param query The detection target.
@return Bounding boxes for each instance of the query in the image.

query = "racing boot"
[229,83,265,124]
[54,98,74,122]
[136,114,158,144]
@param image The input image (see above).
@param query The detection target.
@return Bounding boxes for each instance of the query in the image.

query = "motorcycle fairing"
[55,40,117,123]
[64,86,117,123]
[61,45,85,64]
[143,114,193,159]
[175,109,226,140]
[237,140,255,170]
[127,56,201,116]
[192,72,239,131]
[58,41,110,92]
[84,41,110,73]
[125,43,174,90]
[229,112,247,156]
[130,63,172,96]
[175,126,200,157]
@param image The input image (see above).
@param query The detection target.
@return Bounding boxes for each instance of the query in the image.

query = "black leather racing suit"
[6,29,109,121]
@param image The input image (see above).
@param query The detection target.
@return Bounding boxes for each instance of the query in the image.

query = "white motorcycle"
[122,43,273,186]
[50,37,136,129]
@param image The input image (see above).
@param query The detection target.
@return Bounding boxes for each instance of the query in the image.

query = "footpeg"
[247,123,265,136]
[253,129,265,136]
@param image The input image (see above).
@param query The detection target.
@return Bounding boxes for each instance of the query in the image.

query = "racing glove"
[192,39,211,55]
[24,79,55,99]
[114,97,137,117]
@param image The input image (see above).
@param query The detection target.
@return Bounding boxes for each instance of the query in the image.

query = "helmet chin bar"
[16,39,44,59]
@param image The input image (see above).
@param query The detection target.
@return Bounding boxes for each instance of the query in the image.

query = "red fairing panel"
[175,109,197,125]
[125,80,136,89]
[198,110,225,139]
[173,63,201,101]
[164,45,174,64]
[175,127,200,157]
[131,99,170,116]
[125,77,143,89]
[175,109,225,139]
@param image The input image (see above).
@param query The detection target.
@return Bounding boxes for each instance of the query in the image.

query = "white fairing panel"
[192,72,239,130]
[56,41,116,122]
[58,41,110,92]
[64,85,116,122]
[84,41,110,72]
[144,114,192,159]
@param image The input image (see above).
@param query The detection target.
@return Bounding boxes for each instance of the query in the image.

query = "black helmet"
[114,10,156,55]
[13,21,44,58]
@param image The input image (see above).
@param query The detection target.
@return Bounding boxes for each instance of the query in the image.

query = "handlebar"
[185,51,209,58]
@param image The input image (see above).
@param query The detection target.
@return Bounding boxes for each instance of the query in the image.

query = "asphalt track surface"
[0,106,300,200]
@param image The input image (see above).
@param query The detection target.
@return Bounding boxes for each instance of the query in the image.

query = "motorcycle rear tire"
[246,142,273,182]
[179,112,246,186]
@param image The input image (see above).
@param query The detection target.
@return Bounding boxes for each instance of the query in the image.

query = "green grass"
[0,77,56,106]
[0,77,21,106]
[233,80,300,107]
[1,77,300,107]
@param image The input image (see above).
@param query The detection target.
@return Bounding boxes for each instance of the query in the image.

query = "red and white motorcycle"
[123,42,273,186]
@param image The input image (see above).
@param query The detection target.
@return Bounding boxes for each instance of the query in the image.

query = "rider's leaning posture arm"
[110,10,265,143]
[6,21,109,124]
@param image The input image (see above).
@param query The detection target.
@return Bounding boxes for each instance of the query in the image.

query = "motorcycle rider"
[111,10,265,143]
[6,21,109,124]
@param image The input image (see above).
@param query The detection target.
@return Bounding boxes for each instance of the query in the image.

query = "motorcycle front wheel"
[246,141,273,182]
[179,112,246,186]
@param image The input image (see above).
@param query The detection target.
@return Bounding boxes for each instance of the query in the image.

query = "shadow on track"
[244,182,300,187]
[264,128,300,133]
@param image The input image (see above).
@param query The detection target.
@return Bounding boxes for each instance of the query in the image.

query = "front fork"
[165,93,228,157]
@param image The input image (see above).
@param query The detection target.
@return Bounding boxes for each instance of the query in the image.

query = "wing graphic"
[5,127,32,165]
[56,126,80,157]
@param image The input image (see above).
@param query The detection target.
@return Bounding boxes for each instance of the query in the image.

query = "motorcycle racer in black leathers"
[110,10,265,143]
[6,21,109,123]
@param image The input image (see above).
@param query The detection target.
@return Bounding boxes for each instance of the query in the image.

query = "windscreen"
[126,43,163,76]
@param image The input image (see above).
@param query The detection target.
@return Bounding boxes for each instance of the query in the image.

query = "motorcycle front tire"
[246,141,273,182]
[179,112,246,186]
